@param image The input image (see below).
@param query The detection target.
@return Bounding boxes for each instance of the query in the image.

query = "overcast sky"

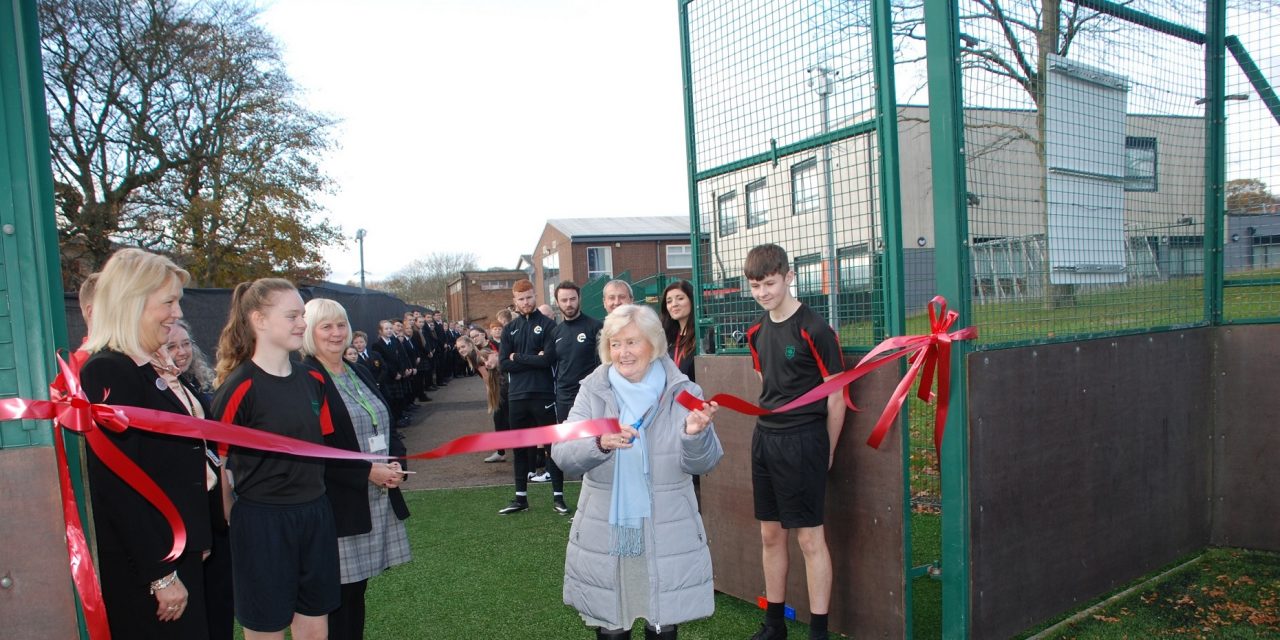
[257,0,689,283]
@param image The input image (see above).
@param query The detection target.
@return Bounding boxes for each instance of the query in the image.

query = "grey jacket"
[551,356,724,629]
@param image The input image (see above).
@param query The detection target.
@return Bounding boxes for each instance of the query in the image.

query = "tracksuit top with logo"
[498,309,558,401]
[747,303,845,431]
[212,361,334,504]
[552,313,604,406]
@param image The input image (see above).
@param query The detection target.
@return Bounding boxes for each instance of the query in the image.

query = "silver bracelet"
[149,571,178,594]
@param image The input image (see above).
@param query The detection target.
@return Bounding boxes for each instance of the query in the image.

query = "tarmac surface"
[393,372,572,492]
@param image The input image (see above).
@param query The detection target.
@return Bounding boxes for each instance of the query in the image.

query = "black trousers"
[508,398,563,494]
[203,527,234,640]
[100,548,209,640]
[328,579,367,640]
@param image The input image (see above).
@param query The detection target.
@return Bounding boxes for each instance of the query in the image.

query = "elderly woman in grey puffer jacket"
[552,304,724,640]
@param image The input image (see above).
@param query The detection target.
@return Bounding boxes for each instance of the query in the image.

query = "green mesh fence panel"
[687,0,889,353]
[946,0,1213,346]
[1224,2,1280,321]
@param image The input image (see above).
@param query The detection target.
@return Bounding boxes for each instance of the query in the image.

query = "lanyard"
[333,365,379,434]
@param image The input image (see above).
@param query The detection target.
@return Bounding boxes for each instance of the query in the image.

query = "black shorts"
[751,423,829,529]
[230,496,340,631]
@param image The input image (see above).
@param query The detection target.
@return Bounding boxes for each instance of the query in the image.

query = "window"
[666,244,692,270]
[791,158,820,214]
[838,245,873,291]
[717,191,738,236]
[587,246,613,280]
[794,254,823,295]
[542,251,560,301]
[479,279,513,291]
[1124,137,1157,192]
[746,178,769,228]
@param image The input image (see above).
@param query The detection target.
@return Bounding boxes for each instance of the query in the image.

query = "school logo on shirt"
[577,332,586,343]
[534,326,543,335]
[785,345,796,360]
[311,399,321,415]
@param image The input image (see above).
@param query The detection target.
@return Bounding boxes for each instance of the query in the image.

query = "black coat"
[303,356,409,538]
[80,350,213,580]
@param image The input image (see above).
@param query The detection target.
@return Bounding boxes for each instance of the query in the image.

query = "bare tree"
[41,0,341,286]
[376,253,481,310]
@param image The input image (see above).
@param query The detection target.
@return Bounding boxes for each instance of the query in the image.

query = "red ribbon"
[3,353,621,640]
[677,296,976,458]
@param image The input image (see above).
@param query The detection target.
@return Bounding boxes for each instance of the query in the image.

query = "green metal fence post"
[1205,0,1226,325]
[870,0,912,635]
[678,0,705,353]
[924,0,972,637]
[1,0,79,634]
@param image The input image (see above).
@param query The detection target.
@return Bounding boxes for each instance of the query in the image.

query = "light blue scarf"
[607,361,666,557]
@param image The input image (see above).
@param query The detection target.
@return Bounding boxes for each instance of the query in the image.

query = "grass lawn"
[230,487,1278,639]
[1028,548,1280,639]
[237,483,844,639]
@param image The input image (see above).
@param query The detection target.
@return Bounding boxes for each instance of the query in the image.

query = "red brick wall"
[451,270,526,328]
[568,239,693,284]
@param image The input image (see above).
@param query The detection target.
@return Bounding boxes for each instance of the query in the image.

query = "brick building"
[532,217,694,304]
[445,269,528,329]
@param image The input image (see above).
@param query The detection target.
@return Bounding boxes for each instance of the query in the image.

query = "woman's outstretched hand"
[684,401,718,435]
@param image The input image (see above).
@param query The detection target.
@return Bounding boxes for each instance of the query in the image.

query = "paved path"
[394,374,536,491]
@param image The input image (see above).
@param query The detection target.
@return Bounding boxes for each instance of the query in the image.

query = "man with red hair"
[497,280,568,515]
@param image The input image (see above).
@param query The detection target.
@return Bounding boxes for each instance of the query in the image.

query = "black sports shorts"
[751,422,829,529]
[230,495,340,631]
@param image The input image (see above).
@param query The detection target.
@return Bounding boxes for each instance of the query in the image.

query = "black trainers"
[749,623,787,640]
[553,498,571,515]
[497,499,528,515]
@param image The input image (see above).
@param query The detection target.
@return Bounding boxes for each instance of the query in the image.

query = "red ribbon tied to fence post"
[675,295,976,460]
[857,295,977,458]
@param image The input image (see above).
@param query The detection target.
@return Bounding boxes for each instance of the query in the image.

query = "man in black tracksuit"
[497,280,568,515]
[551,281,603,422]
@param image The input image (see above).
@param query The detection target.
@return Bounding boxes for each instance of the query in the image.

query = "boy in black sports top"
[743,244,845,640]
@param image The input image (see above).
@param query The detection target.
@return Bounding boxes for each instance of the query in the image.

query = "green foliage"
[41,0,341,287]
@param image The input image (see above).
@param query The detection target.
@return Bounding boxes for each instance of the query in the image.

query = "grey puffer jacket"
[551,356,724,629]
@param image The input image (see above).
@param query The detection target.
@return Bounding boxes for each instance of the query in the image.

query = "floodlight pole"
[355,228,367,294]
[810,65,840,331]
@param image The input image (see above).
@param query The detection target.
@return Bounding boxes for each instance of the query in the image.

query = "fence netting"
[1224,1,1280,322]
[687,0,888,353]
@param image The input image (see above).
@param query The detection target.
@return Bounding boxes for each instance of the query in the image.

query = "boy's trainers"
[750,623,787,640]
[530,471,551,483]
[553,498,571,515]
[483,452,505,463]
[497,499,529,515]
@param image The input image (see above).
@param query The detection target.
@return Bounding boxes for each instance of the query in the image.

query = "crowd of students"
[71,242,842,640]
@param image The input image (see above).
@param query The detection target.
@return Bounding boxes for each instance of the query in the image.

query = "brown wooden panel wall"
[967,331,1214,639]
[0,446,79,638]
[1212,325,1280,551]
[697,355,906,639]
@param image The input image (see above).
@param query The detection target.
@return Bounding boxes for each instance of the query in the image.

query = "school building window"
[746,178,769,228]
[791,158,820,214]
[666,244,692,270]
[717,191,738,236]
[794,254,823,295]
[1124,137,1157,192]
[838,245,873,291]
[479,279,514,291]
[587,246,613,280]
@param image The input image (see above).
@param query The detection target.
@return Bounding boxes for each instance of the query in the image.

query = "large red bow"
[677,296,976,458]
[2,353,620,640]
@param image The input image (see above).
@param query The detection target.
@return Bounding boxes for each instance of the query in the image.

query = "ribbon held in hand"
[677,296,976,459]
[0,352,623,640]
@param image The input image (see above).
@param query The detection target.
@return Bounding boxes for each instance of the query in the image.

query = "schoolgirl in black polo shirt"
[743,244,846,640]
[212,279,339,640]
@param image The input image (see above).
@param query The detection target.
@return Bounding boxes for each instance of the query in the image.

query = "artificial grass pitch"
[359,484,841,639]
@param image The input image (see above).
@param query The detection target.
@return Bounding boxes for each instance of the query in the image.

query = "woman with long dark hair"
[659,280,696,382]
